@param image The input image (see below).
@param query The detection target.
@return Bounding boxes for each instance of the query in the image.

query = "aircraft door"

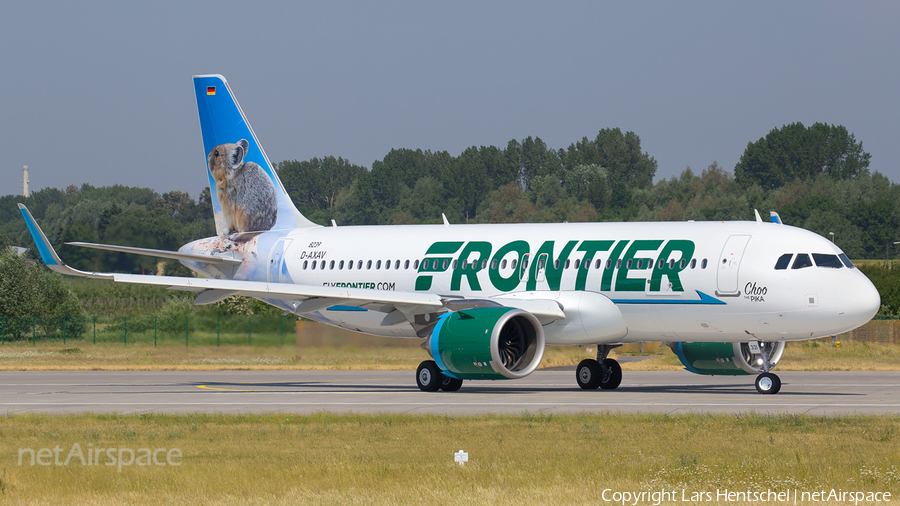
[535,253,549,282]
[267,238,293,283]
[716,235,750,295]
[519,254,530,282]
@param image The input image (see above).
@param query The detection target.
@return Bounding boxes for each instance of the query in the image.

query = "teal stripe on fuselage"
[611,291,725,305]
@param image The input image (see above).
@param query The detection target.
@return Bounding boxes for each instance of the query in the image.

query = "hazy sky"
[2,1,898,199]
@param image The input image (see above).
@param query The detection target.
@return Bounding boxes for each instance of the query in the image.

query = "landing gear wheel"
[755,372,781,395]
[416,360,442,392]
[599,358,623,390]
[576,359,602,390]
[439,373,463,392]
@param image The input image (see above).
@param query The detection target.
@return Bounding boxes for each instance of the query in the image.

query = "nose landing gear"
[755,372,781,394]
[753,342,782,394]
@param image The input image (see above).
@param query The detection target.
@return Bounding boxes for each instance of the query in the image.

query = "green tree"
[0,248,86,339]
[735,122,870,189]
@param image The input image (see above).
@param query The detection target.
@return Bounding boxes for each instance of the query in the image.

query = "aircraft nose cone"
[848,273,880,325]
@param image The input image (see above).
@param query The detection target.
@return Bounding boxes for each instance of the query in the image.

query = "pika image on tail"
[208,139,278,235]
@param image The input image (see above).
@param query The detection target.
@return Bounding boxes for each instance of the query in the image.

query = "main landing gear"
[576,345,622,390]
[416,360,463,392]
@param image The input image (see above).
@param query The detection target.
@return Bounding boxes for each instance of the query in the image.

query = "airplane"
[18,74,880,395]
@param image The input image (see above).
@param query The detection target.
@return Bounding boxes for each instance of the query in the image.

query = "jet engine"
[669,341,785,375]
[427,307,545,380]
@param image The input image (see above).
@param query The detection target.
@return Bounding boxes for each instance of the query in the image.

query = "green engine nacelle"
[429,307,545,380]
[670,341,786,375]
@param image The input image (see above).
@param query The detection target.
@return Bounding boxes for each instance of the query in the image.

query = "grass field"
[0,412,897,505]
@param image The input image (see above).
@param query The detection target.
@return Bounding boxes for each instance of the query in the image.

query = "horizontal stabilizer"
[67,242,242,266]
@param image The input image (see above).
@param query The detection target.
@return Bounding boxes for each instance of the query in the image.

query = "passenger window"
[339,260,344,270]
[813,253,843,268]
[511,258,518,270]
[481,259,487,270]
[701,259,707,269]
[396,260,401,270]
[792,254,813,269]
[376,260,382,269]
[774,253,792,270]
[348,260,353,270]
[329,260,335,270]
[358,260,363,270]
[574,259,580,269]
[595,259,601,269]
[442,259,449,270]
[679,259,686,269]
[452,260,457,269]
[690,259,696,269]
[312,260,317,269]
[500,259,506,269]
[838,253,854,269]
[565,259,571,269]
[303,260,308,270]
[413,260,419,269]
[366,260,372,270]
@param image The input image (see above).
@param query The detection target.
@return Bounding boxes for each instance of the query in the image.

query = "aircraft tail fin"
[193,75,318,235]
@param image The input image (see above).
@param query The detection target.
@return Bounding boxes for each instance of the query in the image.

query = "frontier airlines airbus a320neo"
[19,75,880,395]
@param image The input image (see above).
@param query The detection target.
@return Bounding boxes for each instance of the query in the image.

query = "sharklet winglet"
[17,204,114,279]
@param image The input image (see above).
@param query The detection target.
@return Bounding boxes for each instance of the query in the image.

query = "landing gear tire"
[439,374,463,392]
[755,372,781,395]
[599,358,623,390]
[416,360,442,392]
[576,359,602,390]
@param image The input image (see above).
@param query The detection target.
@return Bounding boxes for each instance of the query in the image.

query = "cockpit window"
[791,253,813,269]
[838,253,855,269]
[812,253,843,268]
[774,253,793,270]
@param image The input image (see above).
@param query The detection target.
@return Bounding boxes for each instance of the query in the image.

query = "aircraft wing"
[111,273,443,308]
[19,203,565,321]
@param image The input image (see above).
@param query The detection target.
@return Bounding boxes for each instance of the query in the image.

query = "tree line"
[1,121,894,266]
[3,120,900,318]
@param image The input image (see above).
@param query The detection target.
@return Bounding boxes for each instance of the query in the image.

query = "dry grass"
[0,412,897,505]
[0,336,898,372]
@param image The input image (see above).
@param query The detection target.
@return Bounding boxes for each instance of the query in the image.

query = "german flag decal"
[207,86,216,96]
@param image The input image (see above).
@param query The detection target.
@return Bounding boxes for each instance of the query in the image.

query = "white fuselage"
[182,219,880,345]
